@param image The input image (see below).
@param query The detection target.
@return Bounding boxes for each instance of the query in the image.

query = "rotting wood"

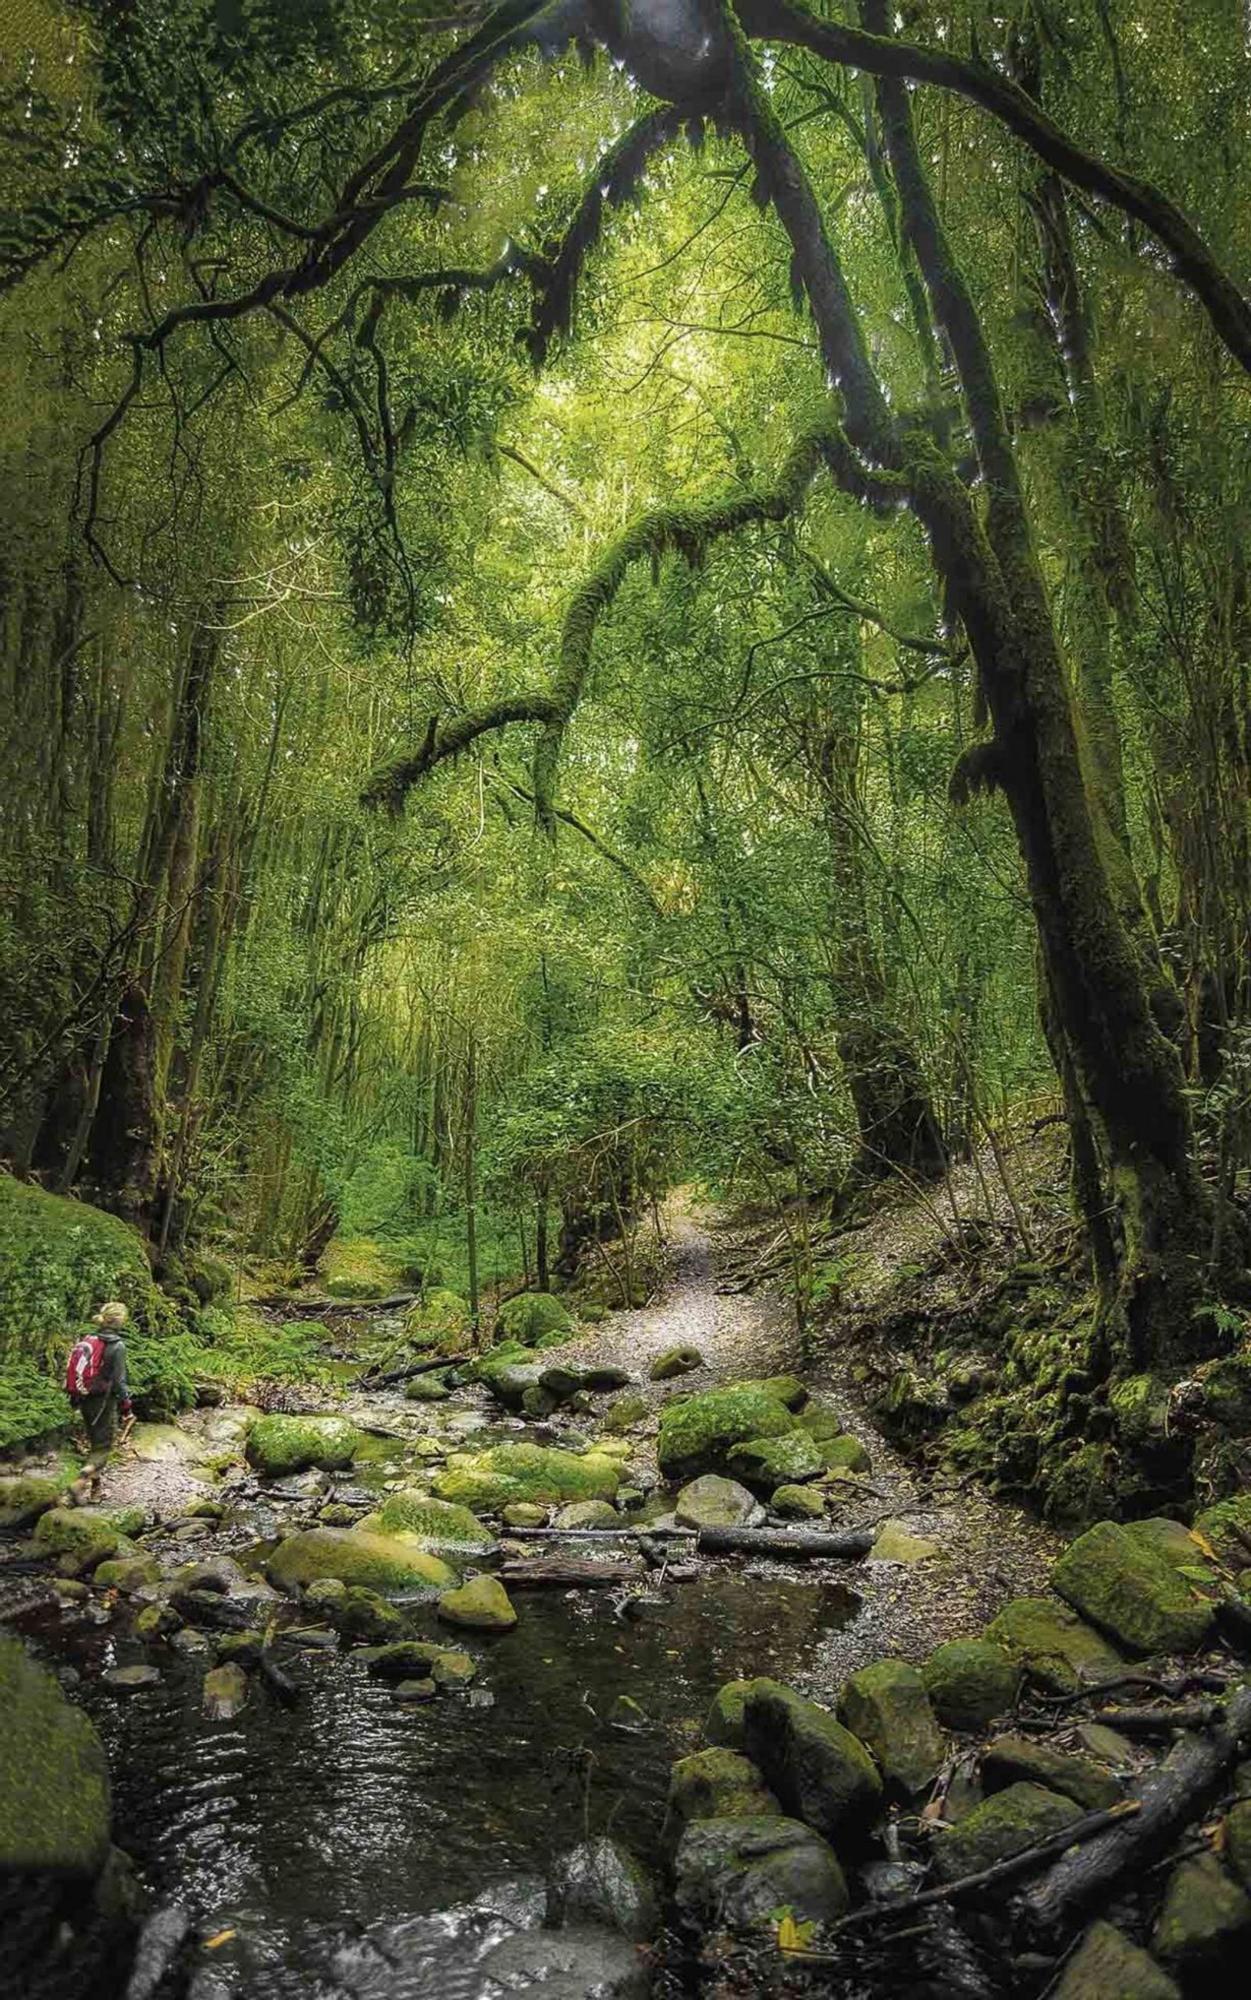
[497,1522,876,1559]
[1017,1683,1251,1939]
[361,1352,470,1388]
[499,1557,641,1587]
[1082,1702,1221,1735]
[253,1291,418,1317]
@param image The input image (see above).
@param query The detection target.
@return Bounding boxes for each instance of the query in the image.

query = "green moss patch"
[0,1635,111,1876]
[432,1442,622,1510]
[266,1526,455,1596]
[657,1384,795,1482]
[245,1413,362,1477]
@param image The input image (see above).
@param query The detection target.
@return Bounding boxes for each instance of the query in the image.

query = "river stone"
[357,1640,443,1679]
[650,1346,703,1381]
[743,1677,883,1841]
[553,1499,619,1530]
[873,1520,938,1563]
[1052,1521,1214,1656]
[547,1836,658,1941]
[432,1442,621,1510]
[430,1649,476,1689]
[335,1587,410,1645]
[934,1782,1080,1881]
[404,1374,450,1402]
[304,1577,348,1610]
[838,1659,945,1799]
[33,1508,137,1569]
[0,1474,62,1529]
[819,1435,873,1474]
[705,1678,753,1749]
[984,1597,1125,1694]
[476,1923,647,1998]
[796,1399,843,1441]
[266,1527,455,1597]
[773,1483,825,1520]
[202,1663,248,1720]
[216,1633,264,1668]
[539,1361,592,1401]
[437,1574,518,1632]
[392,1678,438,1703]
[173,1557,248,1595]
[102,1664,162,1694]
[246,1414,362,1478]
[496,1291,574,1344]
[93,1555,163,1593]
[661,1748,781,1852]
[727,1432,825,1493]
[129,1423,202,1464]
[922,1639,1021,1730]
[134,1602,181,1641]
[1123,1517,1223,1594]
[169,1628,211,1657]
[1193,1494,1251,1568]
[601,1393,650,1434]
[319,1503,359,1527]
[1152,1852,1251,1966]
[675,1475,762,1530]
[366,1492,494,1554]
[673,1815,849,1928]
[1055,1921,1181,2000]
[0,1635,111,1877]
[582,1364,632,1391]
[982,1734,1122,1811]
[659,1386,795,1482]
[502,1503,548,1528]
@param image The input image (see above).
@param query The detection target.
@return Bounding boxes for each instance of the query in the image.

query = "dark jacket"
[97,1328,130,1403]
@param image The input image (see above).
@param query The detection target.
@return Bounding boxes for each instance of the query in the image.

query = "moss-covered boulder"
[265,1527,455,1597]
[922,1639,1021,1730]
[984,1596,1125,1695]
[502,1502,548,1529]
[650,1346,703,1381]
[796,1399,843,1442]
[405,1374,450,1403]
[202,1663,248,1720]
[129,1423,204,1464]
[32,1508,137,1569]
[838,1659,945,1800]
[0,1635,111,1877]
[552,1499,619,1530]
[1055,1922,1180,2000]
[366,1492,493,1554]
[358,1639,446,1679]
[674,1475,761,1530]
[661,1749,781,1853]
[1108,1373,1172,1445]
[495,1292,573,1345]
[403,1289,471,1348]
[748,1375,808,1412]
[658,1385,795,1482]
[437,1574,517,1632]
[726,1432,825,1494]
[773,1483,826,1520]
[93,1555,162,1593]
[742,1677,883,1842]
[1152,1852,1251,1968]
[705,1678,752,1750]
[246,1414,362,1478]
[600,1392,649,1435]
[473,1342,547,1409]
[1193,1494,1251,1570]
[334,1586,410,1645]
[1123,1518,1224,1598]
[0,1474,63,1529]
[432,1443,621,1510]
[1052,1521,1215,1656]
[820,1435,873,1475]
[933,1782,1081,1882]
[981,1734,1121,1811]
[673,1815,848,1929]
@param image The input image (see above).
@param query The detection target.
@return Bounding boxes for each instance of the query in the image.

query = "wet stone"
[982,1734,1122,1811]
[673,1815,849,1929]
[674,1475,762,1531]
[392,1677,438,1704]
[933,1782,1080,1882]
[102,1664,162,1694]
[1055,1921,1180,2000]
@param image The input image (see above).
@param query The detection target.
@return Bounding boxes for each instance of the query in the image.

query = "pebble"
[103,1664,162,1693]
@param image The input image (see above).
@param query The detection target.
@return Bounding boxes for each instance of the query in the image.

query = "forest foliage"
[0,0,1248,1431]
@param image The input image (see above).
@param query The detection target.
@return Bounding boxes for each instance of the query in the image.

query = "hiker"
[66,1302,133,1470]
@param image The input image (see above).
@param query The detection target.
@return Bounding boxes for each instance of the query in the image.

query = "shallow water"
[35,1569,857,1994]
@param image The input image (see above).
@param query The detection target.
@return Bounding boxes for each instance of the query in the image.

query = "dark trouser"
[77,1391,118,1464]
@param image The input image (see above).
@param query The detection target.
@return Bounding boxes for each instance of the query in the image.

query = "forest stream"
[6,1210,1058,1999]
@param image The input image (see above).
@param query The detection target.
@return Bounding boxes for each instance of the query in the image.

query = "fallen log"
[258,1647,302,1706]
[498,1523,875,1559]
[1084,1702,1221,1735]
[1017,1683,1251,1941]
[829,1801,1140,1933]
[253,1291,417,1317]
[500,1557,641,1587]
[361,1352,470,1388]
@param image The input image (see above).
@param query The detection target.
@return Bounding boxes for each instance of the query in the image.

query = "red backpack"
[65,1334,107,1397]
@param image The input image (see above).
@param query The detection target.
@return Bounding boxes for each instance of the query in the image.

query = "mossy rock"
[403,1289,471,1348]
[432,1443,621,1510]
[1108,1374,1171,1445]
[367,1492,493,1554]
[922,1639,1021,1731]
[1196,1352,1251,1434]
[658,1385,795,1482]
[984,1596,1126,1695]
[773,1483,825,1520]
[742,1677,883,1843]
[838,1659,945,1800]
[1055,1921,1180,2000]
[358,1639,446,1680]
[673,1814,848,1929]
[819,1435,872,1475]
[649,1346,703,1381]
[600,1392,649,1435]
[134,1601,181,1642]
[726,1432,825,1494]
[1225,1799,1251,1891]
[33,1508,137,1568]
[933,1782,1080,1882]
[334,1586,411,1645]
[1053,1521,1215,1656]
[705,1678,752,1750]
[495,1292,573,1345]
[796,1400,843,1442]
[1193,1494,1251,1570]
[437,1574,517,1632]
[1123,1518,1224,1598]
[502,1502,547,1528]
[982,1734,1122,1812]
[675,1475,761,1530]
[93,1555,162,1593]
[745,1374,808,1412]
[0,1473,64,1529]
[553,1499,619,1529]
[405,1374,450,1403]
[1152,1852,1251,1967]
[246,1414,362,1478]
[265,1527,455,1597]
[661,1748,781,1852]
[202,1663,249,1721]
[0,1635,111,1877]
[128,1423,203,1464]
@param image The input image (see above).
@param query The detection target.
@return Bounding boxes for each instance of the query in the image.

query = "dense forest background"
[1,0,1249,1490]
